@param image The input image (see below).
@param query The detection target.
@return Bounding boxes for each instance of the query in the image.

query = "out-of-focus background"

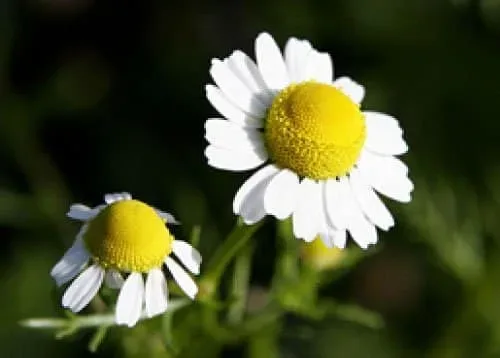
[2,0,500,357]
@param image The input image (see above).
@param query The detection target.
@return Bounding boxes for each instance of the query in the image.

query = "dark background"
[2,0,500,357]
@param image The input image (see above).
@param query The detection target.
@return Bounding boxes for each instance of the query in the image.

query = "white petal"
[284,37,300,81]
[51,236,90,287]
[284,37,313,83]
[357,150,413,203]
[104,192,132,204]
[327,178,375,248]
[317,185,339,248]
[319,229,347,249]
[66,204,98,221]
[263,169,299,220]
[255,32,289,90]
[154,209,179,224]
[164,257,198,300]
[145,268,168,318]
[349,168,394,231]
[292,179,322,242]
[204,119,264,152]
[359,149,408,175]
[318,182,351,249]
[205,145,267,172]
[172,240,202,275]
[233,165,280,224]
[115,272,145,327]
[206,84,263,128]
[333,77,365,104]
[104,270,124,289]
[210,58,267,117]
[364,111,403,135]
[364,111,407,155]
[332,229,347,249]
[324,179,346,230]
[318,232,333,248]
[338,178,378,249]
[227,50,273,106]
[62,264,104,313]
[304,51,333,84]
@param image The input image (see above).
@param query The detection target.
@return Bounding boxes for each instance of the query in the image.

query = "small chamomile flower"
[50,192,201,327]
[204,32,413,249]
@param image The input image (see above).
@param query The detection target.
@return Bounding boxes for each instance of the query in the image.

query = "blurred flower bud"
[301,237,346,271]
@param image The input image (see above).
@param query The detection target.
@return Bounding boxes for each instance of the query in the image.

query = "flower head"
[204,32,413,249]
[50,193,201,327]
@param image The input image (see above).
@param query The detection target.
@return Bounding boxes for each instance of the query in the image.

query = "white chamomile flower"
[50,192,202,327]
[204,32,413,249]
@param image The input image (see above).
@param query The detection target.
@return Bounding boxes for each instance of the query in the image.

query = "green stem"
[21,313,116,331]
[227,242,254,324]
[88,326,109,352]
[275,219,300,282]
[203,219,263,286]
[21,299,190,332]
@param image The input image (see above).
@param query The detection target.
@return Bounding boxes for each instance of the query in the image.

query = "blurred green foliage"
[2,0,500,357]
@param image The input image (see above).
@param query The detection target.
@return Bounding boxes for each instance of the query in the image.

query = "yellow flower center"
[83,199,173,272]
[264,81,366,180]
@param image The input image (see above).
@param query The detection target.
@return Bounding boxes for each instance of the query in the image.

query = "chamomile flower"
[204,32,413,249]
[50,192,201,327]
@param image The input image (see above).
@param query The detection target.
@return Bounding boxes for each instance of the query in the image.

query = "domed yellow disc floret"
[83,199,173,272]
[264,81,366,180]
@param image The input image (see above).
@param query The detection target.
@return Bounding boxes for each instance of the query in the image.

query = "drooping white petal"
[364,111,407,155]
[320,229,347,249]
[205,85,263,128]
[304,51,333,84]
[51,236,90,287]
[155,209,180,225]
[324,179,346,230]
[210,58,267,117]
[263,169,300,220]
[349,168,395,231]
[205,145,267,172]
[284,37,313,83]
[67,204,99,221]
[318,232,333,248]
[115,272,145,327]
[338,178,378,249]
[317,183,339,248]
[348,212,378,248]
[292,179,322,242]
[255,32,289,90]
[145,268,169,318]
[333,229,347,249]
[104,192,132,205]
[233,165,280,224]
[62,264,104,313]
[333,77,365,104]
[205,119,264,152]
[227,50,273,106]
[172,240,202,275]
[164,257,198,300]
[104,269,124,289]
[357,150,413,203]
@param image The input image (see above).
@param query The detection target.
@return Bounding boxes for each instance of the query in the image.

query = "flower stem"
[227,242,254,324]
[200,219,263,295]
[20,299,190,335]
